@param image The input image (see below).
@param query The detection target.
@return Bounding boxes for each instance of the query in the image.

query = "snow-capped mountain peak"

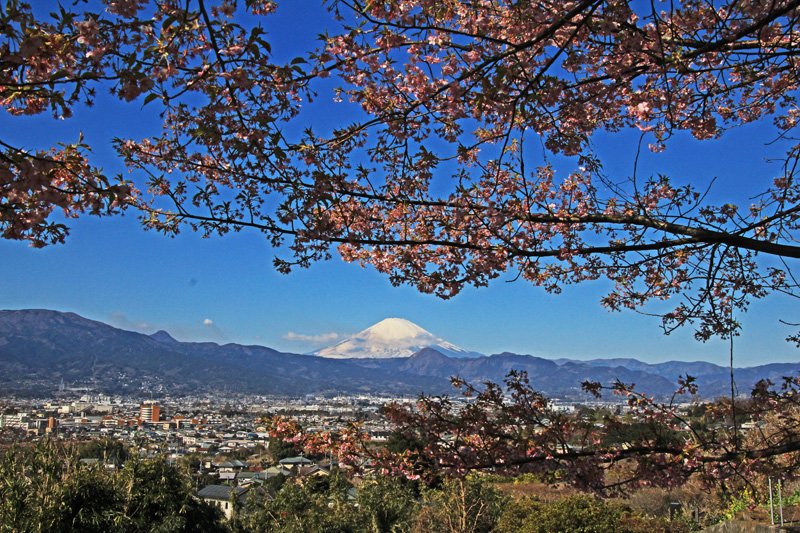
[358,318,427,341]
[313,318,482,359]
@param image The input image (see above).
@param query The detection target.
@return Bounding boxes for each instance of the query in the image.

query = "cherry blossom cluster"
[2,0,800,341]
[268,371,800,493]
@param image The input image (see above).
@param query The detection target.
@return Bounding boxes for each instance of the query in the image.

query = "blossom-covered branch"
[4,0,800,339]
[271,371,800,493]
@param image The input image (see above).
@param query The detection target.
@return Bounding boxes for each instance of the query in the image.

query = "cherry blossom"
[3,0,800,340]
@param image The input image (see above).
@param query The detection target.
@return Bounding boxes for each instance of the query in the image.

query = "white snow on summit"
[313,318,482,359]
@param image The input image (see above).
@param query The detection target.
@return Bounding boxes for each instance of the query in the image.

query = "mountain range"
[0,309,798,400]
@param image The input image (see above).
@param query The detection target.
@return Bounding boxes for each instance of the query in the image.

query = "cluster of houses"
[198,455,335,519]
[0,394,416,522]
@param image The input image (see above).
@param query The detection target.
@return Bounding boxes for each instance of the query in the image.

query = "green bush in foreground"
[0,440,702,533]
[495,494,691,533]
[0,440,224,533]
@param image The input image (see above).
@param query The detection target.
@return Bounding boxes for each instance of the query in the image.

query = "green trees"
[0,440,225,533]
[267,437,301,463]
[0,439,713,531]
[234,473,693,533]
[115,457,225,532]
[495,495,690,533]
[411,478,506,533]
[235,471,500,533]
[235,471,358,533]
[0,439,117,532]
[355,477,418,533]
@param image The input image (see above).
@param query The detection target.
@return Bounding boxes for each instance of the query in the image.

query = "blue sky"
[1,2,798,366]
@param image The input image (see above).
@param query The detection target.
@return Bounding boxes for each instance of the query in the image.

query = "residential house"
[197,485,249,520]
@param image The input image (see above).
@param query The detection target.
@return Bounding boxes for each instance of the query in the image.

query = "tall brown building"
[140,401,160,423]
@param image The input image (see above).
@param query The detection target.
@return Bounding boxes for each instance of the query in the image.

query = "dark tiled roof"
[279,456,313,465]
[197,485,248,501]
[297,465,325,477]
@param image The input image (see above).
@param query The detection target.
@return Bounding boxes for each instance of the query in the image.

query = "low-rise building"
[197,485,249,520]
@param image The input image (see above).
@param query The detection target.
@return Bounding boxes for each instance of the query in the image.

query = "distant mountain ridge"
[553,357,726,378]
[0,309,797,399]
[150,330,179,345]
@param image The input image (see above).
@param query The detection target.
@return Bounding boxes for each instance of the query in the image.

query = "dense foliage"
[234,472,696,533]
[495,494,690,533]
[0,440,225,532]
[0,439,712,532]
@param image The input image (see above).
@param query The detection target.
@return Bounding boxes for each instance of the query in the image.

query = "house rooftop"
[197,485,249,501]
[278,456,313,465]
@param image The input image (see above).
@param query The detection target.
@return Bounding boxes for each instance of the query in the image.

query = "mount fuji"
[312,318,483,359]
